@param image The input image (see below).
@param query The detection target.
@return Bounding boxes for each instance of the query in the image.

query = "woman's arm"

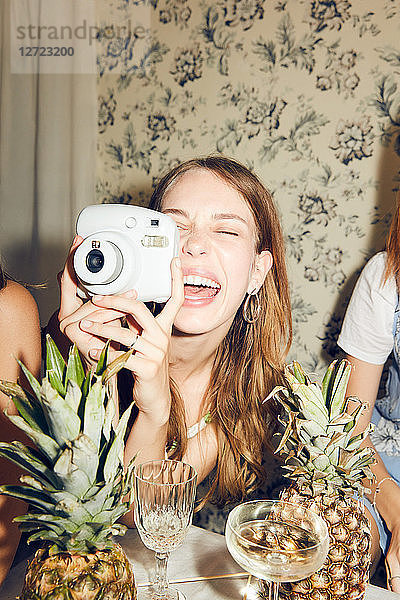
[86,257,184,469]
[57,243,217,525]
[57,243,186,526]
[345,354,400,591]
[0,281,41,587]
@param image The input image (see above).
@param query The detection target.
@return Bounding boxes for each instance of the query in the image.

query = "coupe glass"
[225,499,329,600]
[133,459,197,600]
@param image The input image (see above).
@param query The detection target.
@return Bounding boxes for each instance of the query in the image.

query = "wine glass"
[225,499,329,600]
[133,459,197,600]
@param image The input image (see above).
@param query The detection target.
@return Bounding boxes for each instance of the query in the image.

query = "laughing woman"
[53,156,292,521]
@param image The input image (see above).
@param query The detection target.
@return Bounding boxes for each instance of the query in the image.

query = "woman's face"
[161,169,272,336]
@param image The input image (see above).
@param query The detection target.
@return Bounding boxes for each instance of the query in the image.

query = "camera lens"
[86,249,105,273]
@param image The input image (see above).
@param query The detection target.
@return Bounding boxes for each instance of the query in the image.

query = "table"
[1,526,397,599]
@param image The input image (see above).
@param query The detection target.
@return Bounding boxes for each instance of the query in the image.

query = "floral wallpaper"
[94,0,400,535]
[96,0,400,374]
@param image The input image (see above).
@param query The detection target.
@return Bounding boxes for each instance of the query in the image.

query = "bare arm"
[345,354,400,589]
[0,282,41,587]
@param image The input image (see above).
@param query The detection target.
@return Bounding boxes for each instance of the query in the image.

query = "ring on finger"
[389,575,400,588]
[128,333,139,350]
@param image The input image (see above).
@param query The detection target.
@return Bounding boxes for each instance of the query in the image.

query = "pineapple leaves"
[103,395,116,443]
[41,378,81,446]
[5,391,45,434]
[273,359,375,495]
[95,340,110,376]
[54,494,92,522]
[292,361,309,384]
[283,367,329,424]
[14,513,77,535]
[4,412,59,461]
[324,360,352,419]
[17,361,41,403]
[47,370,65,398]
[275,409,298,455]
[46,334,67,389]
[0,380,48,434]
[0,485,56,512]
[122,454,137,498]
[66,344,85,388]
[83,379,105,451]
[54,435,99,498]
[19,475,57,493]
[321,361,334,402]
[87,504,129,525]
[0,334,135,550]
[0,441,59,487]
[64,380,82,414]
[46,335,86,393]
[102,347,135,385]
[103,402,134,484]
[70,434,99,485]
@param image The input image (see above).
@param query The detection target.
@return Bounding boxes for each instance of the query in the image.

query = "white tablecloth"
[1,526,397,599]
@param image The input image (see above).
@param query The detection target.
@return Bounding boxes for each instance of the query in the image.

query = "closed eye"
[216,230,239,236]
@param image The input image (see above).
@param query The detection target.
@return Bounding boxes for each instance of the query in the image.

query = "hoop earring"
[243,290,261,324]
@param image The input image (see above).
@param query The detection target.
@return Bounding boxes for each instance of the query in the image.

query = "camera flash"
[142,235,169,248]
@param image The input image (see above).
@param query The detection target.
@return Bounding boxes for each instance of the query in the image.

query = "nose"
[181,229,209,257]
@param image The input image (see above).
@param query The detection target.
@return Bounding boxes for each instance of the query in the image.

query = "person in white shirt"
[338,193,400,592]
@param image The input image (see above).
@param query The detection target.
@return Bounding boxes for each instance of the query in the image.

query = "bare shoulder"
[0,280,39,317]
[0,281,36,309]
[0,281,41,379]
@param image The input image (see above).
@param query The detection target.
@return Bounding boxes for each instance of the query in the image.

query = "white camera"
[73,204,179,302]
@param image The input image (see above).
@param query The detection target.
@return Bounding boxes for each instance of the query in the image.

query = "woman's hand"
[79,257,184,425]
[58,236,127,367]
[387,521,400,593]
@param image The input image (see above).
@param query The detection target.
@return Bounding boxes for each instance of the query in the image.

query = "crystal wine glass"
[134,459,197,600]
[225,499,329,600]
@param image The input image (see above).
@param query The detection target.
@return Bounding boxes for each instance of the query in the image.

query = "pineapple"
[266,359,375,600]
[0,335,137,600]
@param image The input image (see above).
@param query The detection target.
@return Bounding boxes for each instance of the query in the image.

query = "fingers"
[387,572,400,593]
[60,304,125,337]
[386,550,400,593]
[88,257,183,352]
[391,578,400,594]
[80,319,137,349]
[90,344,166,381]
[58,235,84,321]
[91,292,162,341]
[156,257,184,332]
[84,322,162,362]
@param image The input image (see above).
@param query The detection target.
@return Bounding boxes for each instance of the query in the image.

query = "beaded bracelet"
[372,476,397,510]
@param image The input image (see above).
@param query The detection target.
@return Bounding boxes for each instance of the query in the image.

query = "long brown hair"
[150,156,292,506]
[0,260,11,291]
[384,190,400,286]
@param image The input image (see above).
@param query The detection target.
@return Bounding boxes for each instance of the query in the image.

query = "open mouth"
[183,275,221,299]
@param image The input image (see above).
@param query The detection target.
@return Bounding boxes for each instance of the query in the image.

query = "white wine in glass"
[134,459,197,600]
[225,499,329,600]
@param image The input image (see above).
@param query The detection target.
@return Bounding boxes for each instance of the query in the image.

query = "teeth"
[183,275,220,288]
